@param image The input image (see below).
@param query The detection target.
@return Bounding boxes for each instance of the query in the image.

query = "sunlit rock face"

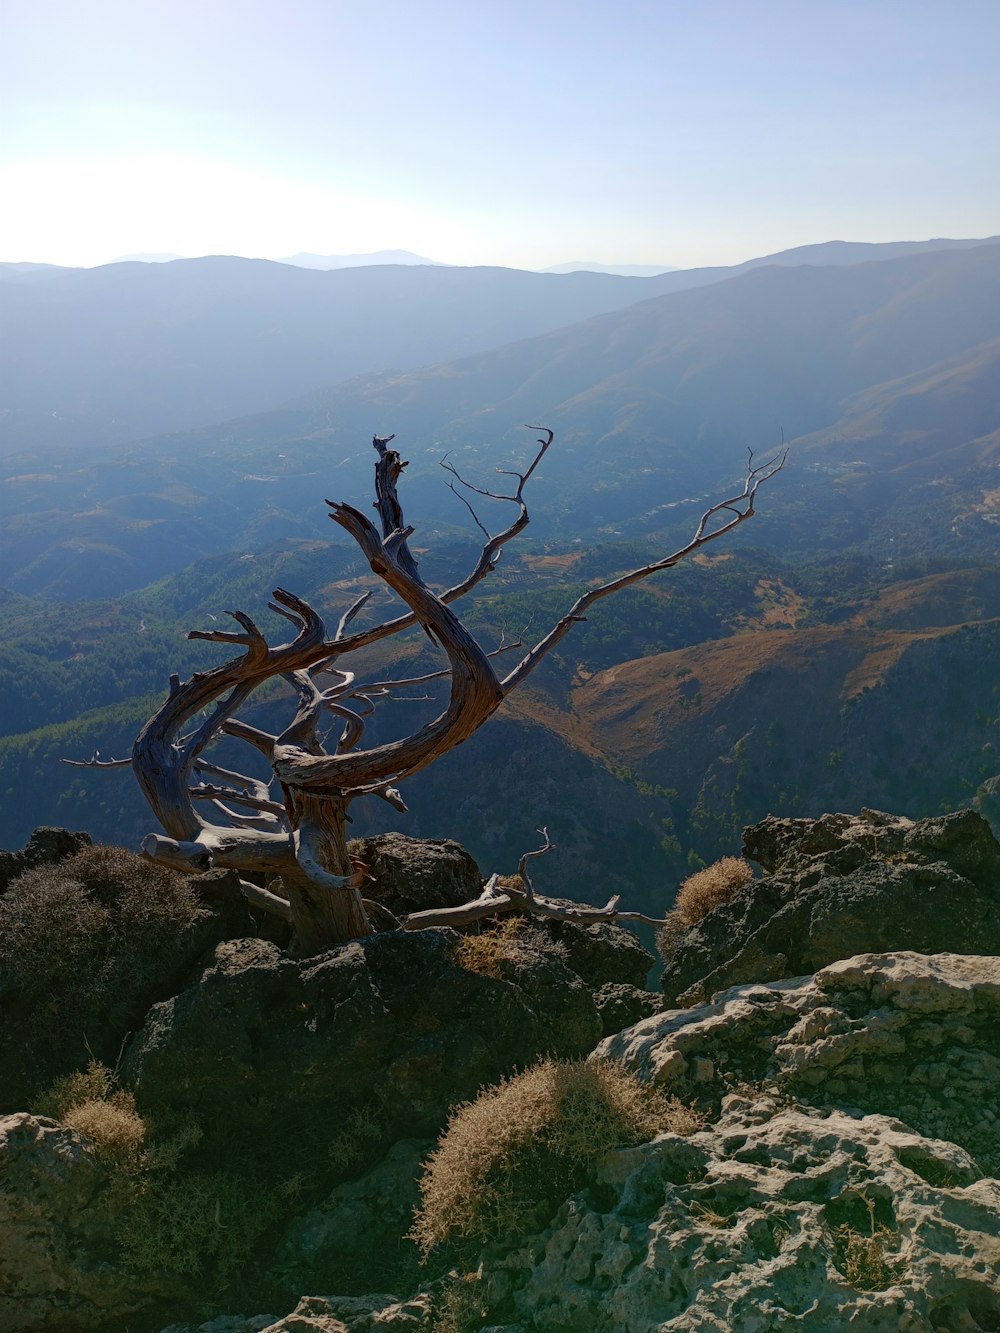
[488,1094,1000,1332]
[605,951,1000,1172]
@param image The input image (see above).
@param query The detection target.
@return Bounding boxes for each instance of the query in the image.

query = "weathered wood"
[96,429,783,956]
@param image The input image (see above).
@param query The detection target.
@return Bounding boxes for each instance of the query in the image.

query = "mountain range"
[3,237,1000,601]
[1,232,997,885]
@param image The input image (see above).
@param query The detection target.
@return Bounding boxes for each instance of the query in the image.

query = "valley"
[2,236,998,905]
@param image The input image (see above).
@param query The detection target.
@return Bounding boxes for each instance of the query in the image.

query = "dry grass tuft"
[64,1097,147,1163]
[37,1060,146,1164]
[35,1060,118,1119]
[657,857,754,962]
[836,1194,905,1290]
[411,1057,704,1255]
[453,915,537,979]
[433,1271,493,1333]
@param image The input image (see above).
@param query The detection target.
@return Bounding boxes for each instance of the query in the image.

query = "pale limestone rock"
[163,1295,434,1333]
[488,1096,1000,1331]
[599,951,1000,1172]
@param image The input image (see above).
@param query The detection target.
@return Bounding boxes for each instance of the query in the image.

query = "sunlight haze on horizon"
[2,0,998,271]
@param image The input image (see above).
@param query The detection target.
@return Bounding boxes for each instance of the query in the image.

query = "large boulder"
[538,917,654,990]
[124,927,602,1193]
[483,1095,1000,1331]
[349,833,482,918]
[602,951,1000,1172]
[662,809,1000,1004]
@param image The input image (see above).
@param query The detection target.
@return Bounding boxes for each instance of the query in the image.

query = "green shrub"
[118,1168,276,1282]
[657,856,754,962]
[411,1057,704,1255]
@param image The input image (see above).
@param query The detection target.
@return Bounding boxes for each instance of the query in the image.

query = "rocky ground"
[1,813,999,1330]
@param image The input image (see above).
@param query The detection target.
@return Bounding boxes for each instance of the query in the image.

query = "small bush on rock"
[37,1060,147,1166]
[411,1057,704,1255]
[657,857,754,962]
[0,845,209,1102]
[454,916,565,980]
[64,1098,147,1164]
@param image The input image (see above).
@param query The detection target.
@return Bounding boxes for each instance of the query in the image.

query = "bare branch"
[402,879,671,931]
[501,449,787,693]
[516,827,553,905]
[220,719,278,758]
[336,591,373,640]
[62,749,131,770]
[190,783,286,818]
[239,879,293,921]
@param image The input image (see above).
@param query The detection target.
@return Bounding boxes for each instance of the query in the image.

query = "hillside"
[4,242,1000,601]
[3,554,996,913]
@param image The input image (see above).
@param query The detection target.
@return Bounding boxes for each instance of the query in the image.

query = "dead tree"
[70,430,783,954]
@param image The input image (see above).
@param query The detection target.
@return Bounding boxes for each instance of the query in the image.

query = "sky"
[2,0,998,271]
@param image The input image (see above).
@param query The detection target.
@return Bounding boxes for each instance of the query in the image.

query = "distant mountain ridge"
[4,239,1000,601]
[542,262,678,276]
[279,249,445,269]
[3,234,997,460]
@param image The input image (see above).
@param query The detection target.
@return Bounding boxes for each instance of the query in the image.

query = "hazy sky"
[2,0,998,270]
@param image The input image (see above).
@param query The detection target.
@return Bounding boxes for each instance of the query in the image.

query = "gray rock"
[273,1138,433,1296]
[593,982,662,1036]
[125,928,601,1191]
[538,918,654,990]
[485,1095,1000,1331]
[0,826,92,894]
[604,951,1000,1172]
[0,1113,153,1331]
[663,809,1000,1004]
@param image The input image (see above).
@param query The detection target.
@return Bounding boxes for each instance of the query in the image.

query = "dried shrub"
[411,1057,704,1255]
[453,915,560,980]
[64,1097,146,1164]
[37,1059,121,1119]
[657,856,754,962]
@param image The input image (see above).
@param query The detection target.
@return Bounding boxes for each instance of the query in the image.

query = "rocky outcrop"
[0,1113,149,1331]
[484,1094,1000,1331]
[125,927,602,1190]
[165,1084,1000,1331]
[662,809,1000,1004]
[603,951,1000,1172]
[539,917,654,990]
[0,826,91,894]
[593,982,663,1035]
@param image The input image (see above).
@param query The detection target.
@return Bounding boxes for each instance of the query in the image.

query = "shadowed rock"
[662,809,1000,1005]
